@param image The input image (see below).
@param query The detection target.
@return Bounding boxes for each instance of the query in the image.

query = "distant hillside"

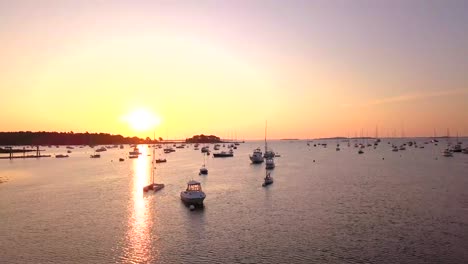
[0,131,152,145]
[186,134,221,143]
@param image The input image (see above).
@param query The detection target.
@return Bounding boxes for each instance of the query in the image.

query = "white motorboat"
[249,148,264,163]
[180,180,206,205]
[265,158,275,169]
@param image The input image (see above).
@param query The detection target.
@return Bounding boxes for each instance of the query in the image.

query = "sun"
[124,109,161,132]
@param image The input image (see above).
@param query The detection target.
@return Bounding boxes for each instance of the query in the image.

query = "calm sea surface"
[1,139,467,264]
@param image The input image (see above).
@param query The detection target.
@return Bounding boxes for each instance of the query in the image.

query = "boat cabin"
[186,181,202,191]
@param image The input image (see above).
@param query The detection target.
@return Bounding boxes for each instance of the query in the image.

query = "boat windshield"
[187,184,202,191]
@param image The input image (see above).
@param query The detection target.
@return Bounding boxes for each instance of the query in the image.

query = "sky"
[1,0,467,139]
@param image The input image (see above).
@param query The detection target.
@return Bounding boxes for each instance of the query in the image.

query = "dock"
[0,146,51,160]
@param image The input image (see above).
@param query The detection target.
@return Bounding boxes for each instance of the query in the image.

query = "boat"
[249,148,264,163]
[129,147,141,155]
[67,150,72,153]
[214,144,220,150]
[442,149,453,157]
[155,158,167,163]
[392,146,399,152]
[199,153,208,175]
[180,180,206,206]
[119,158,124,162]
[95,146,107,152]
[462,148,468,154]
[358,149,364,154]
[262,171,273,187]
[90,154,100,158]
[264,150,275,159]
[143,148,165,193]
[452,144,462,153]
[66,146,74,149]
[128,155,139,159]
[265,158,275,169]
[201,146,210,153]
[55,154,69,158]
[163,146,175,153]
[213,151,233,158]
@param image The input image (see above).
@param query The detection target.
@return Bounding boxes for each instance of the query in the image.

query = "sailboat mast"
[265,120,267,153]
[152,148,155,184]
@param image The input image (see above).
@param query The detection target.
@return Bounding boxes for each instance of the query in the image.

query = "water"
[1,140,467,264]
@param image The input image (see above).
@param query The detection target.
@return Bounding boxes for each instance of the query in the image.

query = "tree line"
[0,131,154,145]
[186,134,221,143]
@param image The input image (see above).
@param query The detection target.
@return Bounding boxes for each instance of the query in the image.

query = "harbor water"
[1,140,467,263]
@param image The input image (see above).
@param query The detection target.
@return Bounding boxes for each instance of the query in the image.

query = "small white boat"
[265,158,275,169]
[180,180,206,206]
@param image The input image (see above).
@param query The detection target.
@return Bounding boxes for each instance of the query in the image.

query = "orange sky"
[1,1,467,139]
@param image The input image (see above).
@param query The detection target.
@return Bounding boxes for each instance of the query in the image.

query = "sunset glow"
[1,1,467,139]
[123,109,161,132]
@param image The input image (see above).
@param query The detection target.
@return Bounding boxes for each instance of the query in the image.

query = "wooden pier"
[0,146,51,160]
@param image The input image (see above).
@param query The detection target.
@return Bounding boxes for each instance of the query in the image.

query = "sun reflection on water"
[124,145,159,263]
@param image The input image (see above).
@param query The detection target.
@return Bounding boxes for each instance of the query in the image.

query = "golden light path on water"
[125,145,158,263]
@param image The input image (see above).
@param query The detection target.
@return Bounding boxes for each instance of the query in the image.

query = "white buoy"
[189,205,195,211]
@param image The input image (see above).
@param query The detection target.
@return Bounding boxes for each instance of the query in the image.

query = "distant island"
[0,131,154,145]
[185,134,221,143]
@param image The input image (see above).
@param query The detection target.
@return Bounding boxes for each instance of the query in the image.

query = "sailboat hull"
[143,183,165,192]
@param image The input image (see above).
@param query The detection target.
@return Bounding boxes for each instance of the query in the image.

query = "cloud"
[341,88,468,108]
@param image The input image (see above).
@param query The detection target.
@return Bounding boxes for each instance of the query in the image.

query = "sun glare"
[124,109,161,132]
